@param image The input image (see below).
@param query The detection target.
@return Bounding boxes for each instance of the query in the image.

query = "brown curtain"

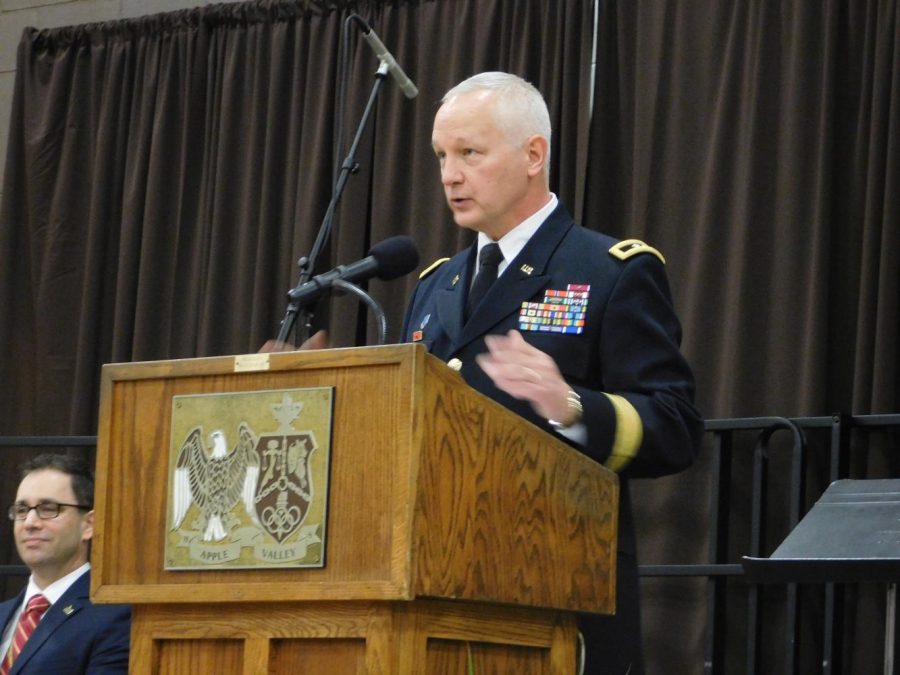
[587,0,899,672]
[0,0,595,604]
[2,0,898,670]
[0,0,594,435]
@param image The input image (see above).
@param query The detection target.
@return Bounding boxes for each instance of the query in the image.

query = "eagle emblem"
[166,388,332,569]
[171,424,261,542]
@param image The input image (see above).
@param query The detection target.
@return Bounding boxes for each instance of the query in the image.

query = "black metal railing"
[640,414,900,674]
[2,415,899,673]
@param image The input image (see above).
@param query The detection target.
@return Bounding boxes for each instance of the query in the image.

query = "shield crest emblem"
[254,432,318,543]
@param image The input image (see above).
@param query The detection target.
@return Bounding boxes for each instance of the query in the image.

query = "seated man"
[0,453,131,674]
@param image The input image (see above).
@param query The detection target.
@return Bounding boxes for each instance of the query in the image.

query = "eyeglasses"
[8,501,92,521]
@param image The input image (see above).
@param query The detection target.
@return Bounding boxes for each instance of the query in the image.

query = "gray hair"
[442,72,552,175]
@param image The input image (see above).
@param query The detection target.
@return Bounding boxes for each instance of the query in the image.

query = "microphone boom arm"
[276,61,391,345]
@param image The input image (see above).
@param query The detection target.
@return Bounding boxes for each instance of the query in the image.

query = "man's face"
[432,90,534,239]
[13,469,92,585]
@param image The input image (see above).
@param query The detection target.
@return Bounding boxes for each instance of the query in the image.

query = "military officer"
[401,71,704,675]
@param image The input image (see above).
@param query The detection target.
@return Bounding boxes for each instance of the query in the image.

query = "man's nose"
[441,160,463,185]
[21,509,43,527]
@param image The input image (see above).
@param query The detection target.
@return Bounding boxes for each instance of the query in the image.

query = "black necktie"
[466,242,503,320]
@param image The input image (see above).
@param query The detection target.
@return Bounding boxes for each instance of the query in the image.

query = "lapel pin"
[412,314,431,341]
[451,274,460,286]
[63,605,75,615]
[520,264,534,275]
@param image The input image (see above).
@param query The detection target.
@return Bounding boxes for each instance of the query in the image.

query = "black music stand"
[743,479,900,674]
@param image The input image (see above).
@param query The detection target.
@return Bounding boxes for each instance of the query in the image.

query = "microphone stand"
[276,61,390,345]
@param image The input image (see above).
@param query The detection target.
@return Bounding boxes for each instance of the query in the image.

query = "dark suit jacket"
[402,204,704,674]
[0,570,131,675]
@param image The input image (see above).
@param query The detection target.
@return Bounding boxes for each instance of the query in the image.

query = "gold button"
[447,358,463,371]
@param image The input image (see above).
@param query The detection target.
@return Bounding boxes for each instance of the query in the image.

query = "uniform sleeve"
[579,254,703,478]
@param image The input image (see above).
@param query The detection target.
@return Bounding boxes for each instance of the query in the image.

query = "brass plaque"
[165,387,333,570]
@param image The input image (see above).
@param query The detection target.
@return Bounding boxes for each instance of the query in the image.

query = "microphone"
[357,20,418,99]
[288,236,419,306]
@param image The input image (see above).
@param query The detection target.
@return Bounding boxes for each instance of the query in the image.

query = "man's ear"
[82,509,94,543]
[525,134,549,178]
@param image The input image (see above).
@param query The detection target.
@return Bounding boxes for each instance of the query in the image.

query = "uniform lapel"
[457,208,574,349]
[432,248,475,346]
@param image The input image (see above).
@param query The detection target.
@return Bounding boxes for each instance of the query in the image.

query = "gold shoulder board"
[608,239,666,264]
[419,257,450,279]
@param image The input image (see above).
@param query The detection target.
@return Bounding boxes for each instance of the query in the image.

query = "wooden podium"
[92,344,618,674]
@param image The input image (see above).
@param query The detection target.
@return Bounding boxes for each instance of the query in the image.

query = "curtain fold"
[587,1,898,672]
[0,0,595,602]
[2,0,897,670]
[0,0,594,437]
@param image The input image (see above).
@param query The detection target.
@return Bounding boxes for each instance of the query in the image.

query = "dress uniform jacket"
[401,204,704,674]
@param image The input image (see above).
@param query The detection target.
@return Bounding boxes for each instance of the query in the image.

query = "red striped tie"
[1,594,51,675]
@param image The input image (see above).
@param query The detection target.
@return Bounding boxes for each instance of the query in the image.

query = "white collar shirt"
[475,193,558,279]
